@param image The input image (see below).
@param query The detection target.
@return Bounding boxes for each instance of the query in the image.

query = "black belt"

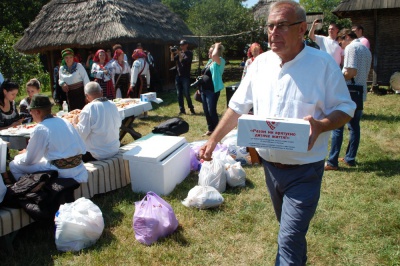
[267,161,300,169]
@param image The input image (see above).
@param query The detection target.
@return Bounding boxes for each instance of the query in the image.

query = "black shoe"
[190,108,196,114]
[179,110,186,115]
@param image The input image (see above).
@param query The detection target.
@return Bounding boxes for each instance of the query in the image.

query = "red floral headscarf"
[93,49,110,64]
[113,49,124,60]
[131,49,147,60]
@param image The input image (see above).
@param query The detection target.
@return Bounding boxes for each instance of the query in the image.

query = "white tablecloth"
[118,101,152,120]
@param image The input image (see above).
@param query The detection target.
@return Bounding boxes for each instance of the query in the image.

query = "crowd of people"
[0,0,374,263]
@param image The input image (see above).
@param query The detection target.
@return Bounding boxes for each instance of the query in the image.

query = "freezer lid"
[123,135,187,163]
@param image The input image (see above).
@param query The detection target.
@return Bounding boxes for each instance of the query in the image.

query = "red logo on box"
[266,121,279,130]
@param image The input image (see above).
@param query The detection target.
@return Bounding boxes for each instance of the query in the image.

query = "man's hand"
[304,115,323,151]
[198,139,218,161]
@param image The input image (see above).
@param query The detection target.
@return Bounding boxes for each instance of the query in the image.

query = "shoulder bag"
[347,78,364,110]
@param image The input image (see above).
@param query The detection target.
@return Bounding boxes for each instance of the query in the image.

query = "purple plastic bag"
[133,191,179,245]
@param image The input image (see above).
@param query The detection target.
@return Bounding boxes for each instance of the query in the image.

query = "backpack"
[152,117,189,136]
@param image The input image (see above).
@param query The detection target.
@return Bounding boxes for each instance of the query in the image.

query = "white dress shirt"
[75,99,121,160]
[10,117,88,182]
[229,46,356,165]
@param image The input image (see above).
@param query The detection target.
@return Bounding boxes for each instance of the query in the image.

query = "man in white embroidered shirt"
[73,82,121,162]
[10,94,88,183]
[199,1,356,265]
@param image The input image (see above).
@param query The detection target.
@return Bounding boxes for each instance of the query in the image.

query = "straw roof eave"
[14,0,194,54]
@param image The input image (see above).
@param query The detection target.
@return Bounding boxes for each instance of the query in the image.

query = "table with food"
[57,98,153,140]
[0,123,36,150]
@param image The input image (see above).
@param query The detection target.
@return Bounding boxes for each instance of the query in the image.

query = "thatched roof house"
[333,0,400,85]
[14,0,194,90]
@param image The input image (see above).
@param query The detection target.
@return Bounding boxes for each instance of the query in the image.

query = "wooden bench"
[0,141,138,251]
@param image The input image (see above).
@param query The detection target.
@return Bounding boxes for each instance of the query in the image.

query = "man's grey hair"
[84,81,102,95]
[269,0,306,22]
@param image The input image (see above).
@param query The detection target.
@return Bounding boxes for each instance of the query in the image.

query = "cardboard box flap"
[123,135,187,163]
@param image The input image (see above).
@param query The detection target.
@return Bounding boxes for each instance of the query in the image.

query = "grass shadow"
[362,113,400,123]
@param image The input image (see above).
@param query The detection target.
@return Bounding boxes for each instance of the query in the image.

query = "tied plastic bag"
[55,197,104,252]
[198,159,226,193]
[225,162,246,187]
[182,186,224,209]
[133,191,178,245]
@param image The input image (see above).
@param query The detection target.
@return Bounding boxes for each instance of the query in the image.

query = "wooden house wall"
[337,8,400,85]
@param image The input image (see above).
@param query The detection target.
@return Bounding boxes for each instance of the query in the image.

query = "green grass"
[1,76,400,265]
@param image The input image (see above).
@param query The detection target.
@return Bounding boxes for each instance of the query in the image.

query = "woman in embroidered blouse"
[19,78,41,123]
[0,80,27,152]
[241,42,263,80]
[59,48,90,111]
[92,49,115,99]
[0,80,23,130]
[128,49,150,98]
[111,49,131,98]
[200,42,226,137]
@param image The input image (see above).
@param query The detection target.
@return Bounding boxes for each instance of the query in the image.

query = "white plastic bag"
[198,159,226,193]
[225,162,246,187]
[212,149,236,165]
[182,186,224,209]
[55,197,104,252]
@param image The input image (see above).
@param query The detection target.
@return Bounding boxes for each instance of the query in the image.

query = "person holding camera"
[199,42,225,136]
[171,40,195,115]
[308,20,342,66]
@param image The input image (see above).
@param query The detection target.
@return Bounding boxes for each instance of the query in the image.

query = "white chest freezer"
[123,135,190,195]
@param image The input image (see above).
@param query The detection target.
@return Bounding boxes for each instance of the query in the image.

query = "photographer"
[171,40,195,115]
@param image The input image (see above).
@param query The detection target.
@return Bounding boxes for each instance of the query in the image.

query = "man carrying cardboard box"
[199,1,356,264]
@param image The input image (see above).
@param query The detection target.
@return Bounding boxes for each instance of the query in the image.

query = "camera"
[190,76,203,88]
[170,45,179,53]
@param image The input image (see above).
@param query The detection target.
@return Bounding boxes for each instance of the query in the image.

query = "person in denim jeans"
[199,42,225,136]
[171,40,195,115]
[199,1,355,264]
[325,29,371,170]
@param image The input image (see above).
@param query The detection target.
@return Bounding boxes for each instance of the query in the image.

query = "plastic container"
[62,101,68,112]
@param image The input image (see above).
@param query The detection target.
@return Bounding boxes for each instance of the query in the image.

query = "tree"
[186,0,265,58]
[0,0,50,92]
[0,0,49,34]
[161,0,198,21]
[0,29,50,92]
[300,0,351,32]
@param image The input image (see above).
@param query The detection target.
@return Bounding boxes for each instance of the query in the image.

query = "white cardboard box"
[237,114,310,153]
[140,92,157,102]
[123,135,190,195]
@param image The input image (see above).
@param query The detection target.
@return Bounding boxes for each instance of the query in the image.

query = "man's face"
[352,27,361,38]
[267,5,305,60]
[338,35,350,50]
[180,43,188,51]
[29,109,40,123]
[328,25,339,38]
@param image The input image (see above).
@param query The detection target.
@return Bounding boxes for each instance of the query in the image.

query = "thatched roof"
[14,0,194,54]
[253,0,277,22]
[333,0,400,17]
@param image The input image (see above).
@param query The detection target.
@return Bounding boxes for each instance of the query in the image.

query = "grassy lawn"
[1,73,400,265]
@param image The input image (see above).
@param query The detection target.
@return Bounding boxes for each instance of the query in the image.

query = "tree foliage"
[300,0,351,32]
[186,0,266,59]
[0,30,50,92]
[0,0,49,34]
[161,0,198,21]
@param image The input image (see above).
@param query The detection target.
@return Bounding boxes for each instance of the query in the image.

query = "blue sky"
[243,0,299,8]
